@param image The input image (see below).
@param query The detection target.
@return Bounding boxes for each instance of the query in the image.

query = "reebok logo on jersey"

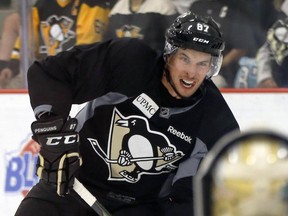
[133,93,159,119]
[167,126,192,144]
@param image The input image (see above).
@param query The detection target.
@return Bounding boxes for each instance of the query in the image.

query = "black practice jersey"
[28,38,239,201]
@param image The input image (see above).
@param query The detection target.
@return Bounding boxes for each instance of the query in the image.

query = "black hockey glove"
[31,116,82,196]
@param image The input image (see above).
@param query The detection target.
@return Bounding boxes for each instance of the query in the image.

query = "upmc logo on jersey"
[133,93,159,119]
[5,136,39,196]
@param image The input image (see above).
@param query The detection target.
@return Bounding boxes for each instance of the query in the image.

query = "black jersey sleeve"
[27,38,159,118]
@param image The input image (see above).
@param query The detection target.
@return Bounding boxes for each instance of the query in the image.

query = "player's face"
[162,48,211,99]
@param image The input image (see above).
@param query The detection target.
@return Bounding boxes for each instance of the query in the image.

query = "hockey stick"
[105,153,182,164]
[73,178,112,216]
[105,156,164,163]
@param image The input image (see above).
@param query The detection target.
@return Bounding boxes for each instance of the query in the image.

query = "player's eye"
[179,56,190,64]
[198,61,210,67]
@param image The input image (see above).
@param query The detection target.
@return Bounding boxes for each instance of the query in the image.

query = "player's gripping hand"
[118,150,132,166]
[31,116,82,196]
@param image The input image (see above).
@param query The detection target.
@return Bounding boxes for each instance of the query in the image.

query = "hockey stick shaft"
[105,156,164,163]
[73,178,112,216]
[105,152,180,164]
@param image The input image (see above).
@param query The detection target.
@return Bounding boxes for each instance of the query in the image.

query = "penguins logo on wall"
[116,25,144,39]
[40,15,75,56]
[88,108,184,183]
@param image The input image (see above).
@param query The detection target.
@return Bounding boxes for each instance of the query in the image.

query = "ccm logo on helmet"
[46,134,79,145]
[193,37,209,44]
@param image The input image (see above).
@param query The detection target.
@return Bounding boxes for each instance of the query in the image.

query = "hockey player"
[15,12,239,216]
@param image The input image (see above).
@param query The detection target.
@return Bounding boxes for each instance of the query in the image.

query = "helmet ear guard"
[207,54,223,77]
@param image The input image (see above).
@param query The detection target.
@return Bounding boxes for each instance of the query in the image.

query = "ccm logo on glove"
[46,134,79,145]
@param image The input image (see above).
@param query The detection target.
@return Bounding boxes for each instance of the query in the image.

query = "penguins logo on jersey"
[40,15,76,56]
[116,25,144,39]
[88,108,184,183]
